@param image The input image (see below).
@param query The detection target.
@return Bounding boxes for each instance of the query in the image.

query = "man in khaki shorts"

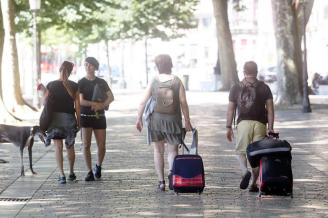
[226,61,274,192]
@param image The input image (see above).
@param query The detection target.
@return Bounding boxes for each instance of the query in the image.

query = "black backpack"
[237,80,259,114]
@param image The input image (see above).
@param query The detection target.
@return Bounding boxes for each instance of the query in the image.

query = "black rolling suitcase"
[259,154,293,197]
[246,133,293,197]
[172,129,205,194]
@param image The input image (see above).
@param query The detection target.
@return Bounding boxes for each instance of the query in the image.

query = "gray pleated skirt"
[150,112,182,145]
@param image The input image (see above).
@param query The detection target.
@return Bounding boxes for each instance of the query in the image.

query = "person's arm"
[79,93,103,112]
[75,89,81,130]
[103,89,114,107]
[179,81,192,132]
[266,98,274,133]
[226,101,236,142]
[43,89,49,105]
[79,93,95,107]
[136,87,152,132]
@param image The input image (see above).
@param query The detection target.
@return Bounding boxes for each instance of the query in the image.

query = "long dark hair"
[59,61,75,99]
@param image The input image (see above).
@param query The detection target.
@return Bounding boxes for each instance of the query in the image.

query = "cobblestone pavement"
[0,91,328,217]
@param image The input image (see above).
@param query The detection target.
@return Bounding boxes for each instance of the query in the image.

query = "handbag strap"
[180,140,190,153]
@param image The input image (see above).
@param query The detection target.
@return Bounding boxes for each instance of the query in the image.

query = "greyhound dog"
[0,124,46,176]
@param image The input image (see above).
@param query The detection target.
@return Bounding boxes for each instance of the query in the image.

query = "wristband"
[226,125,232,129]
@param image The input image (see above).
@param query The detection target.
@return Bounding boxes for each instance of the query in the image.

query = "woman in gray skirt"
[136,54,192,191]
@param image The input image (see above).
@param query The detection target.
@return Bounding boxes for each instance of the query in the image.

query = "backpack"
[237,80,259,114]
[153,77,177,114]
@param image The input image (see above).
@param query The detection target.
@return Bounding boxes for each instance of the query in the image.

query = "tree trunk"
[212,0,239,91]
[271,0,302,105]
[295,0,314,95]
[0,4,3,102]
[0,3,20,122]
[105,40,112,86]
[1,0,36,111]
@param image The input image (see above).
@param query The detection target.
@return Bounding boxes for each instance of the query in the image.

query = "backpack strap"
[232,82,244,128]
[243,78,259,87]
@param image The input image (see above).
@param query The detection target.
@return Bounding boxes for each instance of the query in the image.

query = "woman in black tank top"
[42,61,80,184]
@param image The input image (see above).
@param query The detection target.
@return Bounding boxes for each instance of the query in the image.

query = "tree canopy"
[14,0,198,51]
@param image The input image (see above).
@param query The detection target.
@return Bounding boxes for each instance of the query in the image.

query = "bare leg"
[250,167,259,187]
[94,129,106,167]
[66,145,75,174]
[54,139,64,177]
[82,128,93,172]
[237,154,248,175]
[238,154,252,189]
[154,140,165,184]
[166,143,178,173]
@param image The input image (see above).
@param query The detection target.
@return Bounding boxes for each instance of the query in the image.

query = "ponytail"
[59,61,75,99]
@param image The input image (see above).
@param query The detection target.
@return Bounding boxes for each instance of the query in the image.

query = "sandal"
[157,181,165,192]
[168,171,173,190]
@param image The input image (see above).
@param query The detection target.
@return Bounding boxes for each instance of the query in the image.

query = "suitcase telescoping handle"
[180,128,198,155]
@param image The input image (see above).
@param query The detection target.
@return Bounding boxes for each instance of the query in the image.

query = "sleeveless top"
[150,75,182,134]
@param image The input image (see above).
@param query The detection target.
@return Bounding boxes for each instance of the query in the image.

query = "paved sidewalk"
[0,91,328,217]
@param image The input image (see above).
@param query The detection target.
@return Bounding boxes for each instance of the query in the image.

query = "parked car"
[258,66,277,83]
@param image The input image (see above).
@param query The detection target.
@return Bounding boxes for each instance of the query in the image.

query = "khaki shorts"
[235,120,266,154]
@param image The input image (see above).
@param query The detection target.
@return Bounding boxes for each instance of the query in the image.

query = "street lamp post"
[29,0,41,108]
[301,1,311,113]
